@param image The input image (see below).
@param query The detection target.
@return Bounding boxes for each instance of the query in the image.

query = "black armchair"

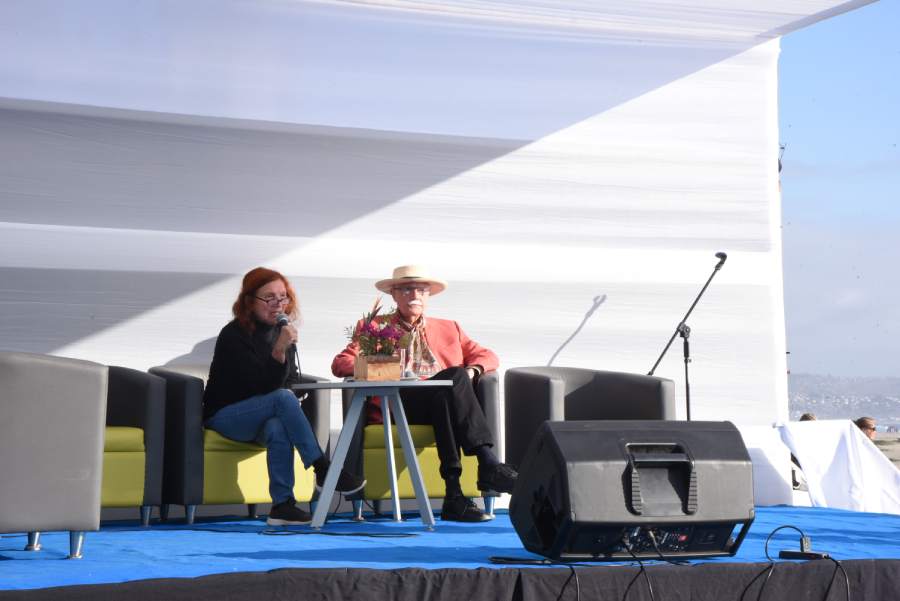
[504,366,677,467]
[102,367,166,526]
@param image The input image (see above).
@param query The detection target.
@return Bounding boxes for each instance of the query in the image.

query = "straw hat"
[375,265,447,295]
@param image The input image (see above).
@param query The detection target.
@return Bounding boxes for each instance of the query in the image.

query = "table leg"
[381,392,402,521]
[387,392,435,529]
[311,392,365,529]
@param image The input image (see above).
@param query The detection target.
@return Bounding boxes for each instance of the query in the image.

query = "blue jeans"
[205,388,324,505]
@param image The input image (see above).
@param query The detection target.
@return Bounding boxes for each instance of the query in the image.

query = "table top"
[292,379,452,392]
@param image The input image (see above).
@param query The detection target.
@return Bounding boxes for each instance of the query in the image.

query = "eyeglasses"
[394,285,430,296]
[254,295,290,308]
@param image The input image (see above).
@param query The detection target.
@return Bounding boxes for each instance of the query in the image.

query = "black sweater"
[203,319,300,421]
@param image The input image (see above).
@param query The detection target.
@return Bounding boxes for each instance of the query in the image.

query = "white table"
[292,379,452,529]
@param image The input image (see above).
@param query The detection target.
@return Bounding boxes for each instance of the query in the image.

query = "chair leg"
[483,496,495,517]
[185,504,197,525]
[140,505,152,527]
[68,531,85,559]
[309,499,318,515]
[352,499,364,521]
[25,532,41,551]
[247,503,258,519]
[160,504,170,522]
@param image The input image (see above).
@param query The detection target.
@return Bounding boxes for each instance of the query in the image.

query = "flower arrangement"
[346,297,409,357]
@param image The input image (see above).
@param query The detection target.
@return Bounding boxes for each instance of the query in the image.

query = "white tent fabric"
[0,0,872,433]
[781,420,900,515]
[735,424,794,506]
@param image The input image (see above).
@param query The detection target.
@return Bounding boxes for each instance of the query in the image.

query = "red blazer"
[331,315,499,378]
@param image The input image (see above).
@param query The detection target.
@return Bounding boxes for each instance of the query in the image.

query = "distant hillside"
[789,373,900,429]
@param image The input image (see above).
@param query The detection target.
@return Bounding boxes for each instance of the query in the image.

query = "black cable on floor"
[822,557,850,601]
[552,565,582,601]
[738,563,776,601]
[573,566,581,601]
[755,563,777,601]
[764,525,807,560]
[363,499,389,517]
[259,529,417,538]
[489,556,640,566]
[622,541,657,601]
[490,556,563,565]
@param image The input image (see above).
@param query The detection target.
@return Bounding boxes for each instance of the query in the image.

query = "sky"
[779,0,900,377]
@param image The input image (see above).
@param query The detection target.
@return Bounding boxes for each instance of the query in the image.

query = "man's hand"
[465,367,478,380]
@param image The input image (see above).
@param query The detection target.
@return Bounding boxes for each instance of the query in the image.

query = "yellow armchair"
[149,365,329,523]
[343,371,500,518]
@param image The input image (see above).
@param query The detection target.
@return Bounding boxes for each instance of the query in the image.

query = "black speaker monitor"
[509,420,754,561]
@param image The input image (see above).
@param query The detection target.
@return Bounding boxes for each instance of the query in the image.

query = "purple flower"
[377,325,401,340]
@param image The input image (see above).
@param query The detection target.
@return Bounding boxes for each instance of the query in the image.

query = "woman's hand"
[272,324,299,363]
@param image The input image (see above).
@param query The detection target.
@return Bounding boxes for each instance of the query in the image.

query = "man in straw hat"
[332,265,517,522]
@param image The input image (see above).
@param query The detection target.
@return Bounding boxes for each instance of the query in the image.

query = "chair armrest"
[504,367,567,467]
[148,367,205,506]
[108,366,166,430]
[108,366,167,505]
[475,371,502,459]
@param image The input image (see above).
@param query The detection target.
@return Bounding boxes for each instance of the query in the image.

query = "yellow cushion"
[362,449,480,499]
[360,424,480,498]
[204,429,264,452]
[101,450,145,507]
[104,426,145,452]
[201,429,315,504]
[363,424,436,448]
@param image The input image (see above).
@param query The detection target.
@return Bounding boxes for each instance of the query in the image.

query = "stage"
[2,506,899,600]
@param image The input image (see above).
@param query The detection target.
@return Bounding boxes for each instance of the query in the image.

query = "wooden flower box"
[353,355,402,381]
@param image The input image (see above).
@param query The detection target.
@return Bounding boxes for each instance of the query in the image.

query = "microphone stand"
[290,344,302,377]
[648,253,727,421]
[290,343,309,402]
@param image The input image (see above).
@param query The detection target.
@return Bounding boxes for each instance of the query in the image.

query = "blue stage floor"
[1,506,899,591]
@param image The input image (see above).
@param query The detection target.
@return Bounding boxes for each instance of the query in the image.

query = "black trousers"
[400,366,493,479]
[343,366,494,484]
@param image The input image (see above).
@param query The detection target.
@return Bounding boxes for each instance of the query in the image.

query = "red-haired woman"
[204,267,364,525]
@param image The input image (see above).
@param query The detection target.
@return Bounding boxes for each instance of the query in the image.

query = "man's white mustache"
[408,300,423,307]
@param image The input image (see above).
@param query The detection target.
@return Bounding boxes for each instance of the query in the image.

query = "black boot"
[314,458,366,495]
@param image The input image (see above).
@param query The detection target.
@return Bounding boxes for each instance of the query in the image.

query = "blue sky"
[780,0,900,377]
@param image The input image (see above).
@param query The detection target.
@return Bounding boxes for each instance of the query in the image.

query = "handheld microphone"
[275,312,302,377]
[715,252,727,268]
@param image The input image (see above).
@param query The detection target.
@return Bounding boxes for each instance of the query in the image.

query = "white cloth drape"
[780,420,900,515]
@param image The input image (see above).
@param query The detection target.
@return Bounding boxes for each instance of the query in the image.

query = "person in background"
[799,413,816,421]
[855,416,877,441]
[332,265,517,522]
[204,267,365,526]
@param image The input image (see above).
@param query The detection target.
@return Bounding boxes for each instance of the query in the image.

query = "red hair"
[232,267,300,333]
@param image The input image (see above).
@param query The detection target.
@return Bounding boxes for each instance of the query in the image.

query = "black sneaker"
[477,462,518,494]
[440,495,492,522]
[266,499,311,526]
[315,467,366,495]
